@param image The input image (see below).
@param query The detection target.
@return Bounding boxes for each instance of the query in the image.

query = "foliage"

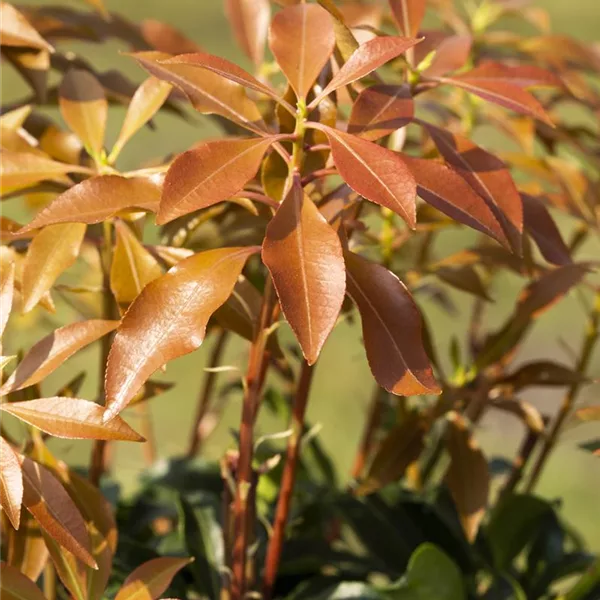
[1,0,599,599]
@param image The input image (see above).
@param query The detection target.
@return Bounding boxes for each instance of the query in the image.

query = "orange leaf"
[0,254,15,336]
[140,19,202,54]
[0,437,23,530]
[0,3,54,52]
[0,561,47,600]
[3,509,49,581]
[421,35,472,78]
[225,0,270,66]
[389,0,426,37]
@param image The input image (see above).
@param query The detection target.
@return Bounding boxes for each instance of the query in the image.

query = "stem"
[187,329,229,457]
[262,361,315,599]
[525,291,600,492]
[500,426,542,498]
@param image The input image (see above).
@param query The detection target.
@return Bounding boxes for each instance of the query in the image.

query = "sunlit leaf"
[389,0,426,37]
[225,0,270,65]
[446,61,564,89]
[0,3,54,52]
[316,0,360,63]
[0,562,46,600]
[104,246,259,420]
[0,255,15,337]
[4,509,49,582]
[0,437,23,530]
[42,533,88,600]
[263,179,345,364]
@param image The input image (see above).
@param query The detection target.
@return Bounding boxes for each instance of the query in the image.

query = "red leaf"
[225,0,270,65]
[389,0,426,37]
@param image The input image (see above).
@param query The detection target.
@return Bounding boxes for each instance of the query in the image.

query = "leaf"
[0,398,145,441]
[0,3,54,52]
[140,19,202,54]
[445,412,489,542]
[59,69,107,159]
[0,320,118,394]
[499,360,588,391]
[104,246,259,420]
[0,562,47,600]
[0,255,15,337]
[575,406,600,422]
[421,35,472,78]
[446,61,564,89]
[158,136,279,224]
[316,0,360,63]
[269,4,335,100]
[20,457,95,568]
[19,175,162,233]
[110,77,173,160]
[0,437,23,530]
[110,221,162,308]
[4,509,49,582]
[312,124,416,227]
[42,533,88,600]
[345,250,440,395]
[114,556,192,600]
[434,265,492,301]
[2,47,50,103]
[521,194,571,266]
[225,0,270,65]
[348,84,414,141]
[389,0,426,37]
[21,223,86,313]
[262,179,345,364]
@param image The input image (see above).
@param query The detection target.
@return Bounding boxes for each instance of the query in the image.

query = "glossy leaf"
[0,320,118,394]
[225,0,270,65]
[345,250,440,395]
[348,84,414,141]
[59,69,107,159]
[21,223,86,313]
[313,123,417,227]
[0,255,15,336]
[19,175,162,233]
[104,246,259,420]
[389,0,426,37]
[0,398,145,441]
[159,136,279,224]
[114,556,192,600]
[0,437,23,530]
[0,562,47,600]
[0,3,54,52]
[445,412,489,542]
[110,221,162,308]
[269,4,335,99]
[263,179,345,364]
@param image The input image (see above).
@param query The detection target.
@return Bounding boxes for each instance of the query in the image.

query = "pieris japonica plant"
[1,0,599,598]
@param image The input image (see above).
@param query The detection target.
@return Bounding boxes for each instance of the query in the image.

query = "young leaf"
[21,222,86,313]
[389,0,426,37]
[140,19,203,54]
[268,3,335,100]
[114,556,192,600]
[0,256,15,336]
[104,246,259,420]
[0,398,145,441]
[445,412,490,542]
[59,69,107,159]
[110,221,162,308]
[262,179,345,364]
[20,457,96,568]
[0,437,23,530]
[0,320,119,394]
[159,136,280,224]
[19,175,162,233]
[225,0,270,65]
[345,250,440,395]
[0,562,47,600]
[348,84,414,141]
[0,3,54,52]
[311,124,417,227]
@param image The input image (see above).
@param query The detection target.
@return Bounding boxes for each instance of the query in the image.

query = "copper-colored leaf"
[0,562,47,600]
[0,437,23,530]
[110,221,162,308]
[114,556,192,600]
[42,532,88,600]
[312,123,416,227]
[0,255,15,336]
[20,457,95,568]
[348,84,413,141]
[225,0,270,65]
[445,412,489,542]
[575,406,600,422]
[159,136,279,224]
[421,35,472,78]
[389,0,426,37]
[59,69,107,159]
[268,3,335,99]
[104,246,259,420]
[0,398,144,441]
[316,0,360,63]
[0,319,119,394]
[4,509,49,582]
[19,175,162,233]
[262,179,345,364]
[447,61,563,89]
[140,19,202,54]
[0,2,54,52]
[345,250,440,395]
[21,223,86,313]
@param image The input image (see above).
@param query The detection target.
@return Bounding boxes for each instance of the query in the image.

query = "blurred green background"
[2,0,599,552]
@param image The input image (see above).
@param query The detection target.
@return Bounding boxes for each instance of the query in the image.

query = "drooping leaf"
[345,250,440,395]
[114,556,192,600]
[499,360,588,391]
[348,84,414,141]
[0,437,23,530]
[445,412,489,542]
[0,320,118,394]
[158,136,280,224]
[225,0,270,65]
[389,0,426,37]
[0,255,15,337]
[262,179,345,364]
[434,265,492,301]
[59,69,107,159]
[312,123,416,227]
[0,562,47,600]
[0,398,145,441]
[104,246,259,420]
[21,222,86,313]
[0,3,54,52]
[19,175,162,233]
